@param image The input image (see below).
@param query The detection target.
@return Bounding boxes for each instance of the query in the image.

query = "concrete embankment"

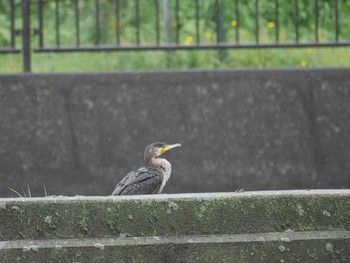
[0,190,349,262]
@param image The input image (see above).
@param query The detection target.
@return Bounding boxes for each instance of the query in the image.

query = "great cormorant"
[112,142,181,195]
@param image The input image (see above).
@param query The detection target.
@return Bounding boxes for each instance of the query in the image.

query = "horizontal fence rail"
[0,0,350,71]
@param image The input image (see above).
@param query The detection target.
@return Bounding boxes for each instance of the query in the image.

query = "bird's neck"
[145,157,170,169]
[146,157,172,194]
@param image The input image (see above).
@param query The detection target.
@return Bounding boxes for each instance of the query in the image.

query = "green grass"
[1,47,350,73]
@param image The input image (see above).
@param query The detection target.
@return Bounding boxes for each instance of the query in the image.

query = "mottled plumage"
[112,142,181,195]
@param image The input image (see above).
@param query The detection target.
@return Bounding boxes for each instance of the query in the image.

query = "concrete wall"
[0,191,350,262]
[0,69,350,197]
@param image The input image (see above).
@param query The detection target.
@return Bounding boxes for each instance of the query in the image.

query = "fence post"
[22,0,31,72]
[10,0,16,49]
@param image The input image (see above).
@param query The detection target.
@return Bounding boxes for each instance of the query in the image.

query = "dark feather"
[112,166,164,195]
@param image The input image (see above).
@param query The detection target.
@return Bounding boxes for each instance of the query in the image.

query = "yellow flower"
[267,22,275,29]
[205,32,212,40]
[300,60,307,67]
[230,20,237,27]
[184,36,193,45]
[109,18,114,28]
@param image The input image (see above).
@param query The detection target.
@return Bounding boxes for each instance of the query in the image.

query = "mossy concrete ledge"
[0,190,349,262]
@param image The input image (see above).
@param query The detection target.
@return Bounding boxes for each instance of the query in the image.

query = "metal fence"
[1,0,350,72]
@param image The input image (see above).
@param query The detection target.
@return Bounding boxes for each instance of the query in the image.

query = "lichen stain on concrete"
[195,199,214,221]
[23,245,39,252]
[280,237,290,243]
[325,243,333,253]
[322,210,331,217]
[278,245,286,252]
[0,202,6,210]
[42,211,61,232]
[197,204,207,220]
[105,206,122,235]
[296,204,306,216]
[11,205,22,212]
[55,245,63,250]
[77,214,89,235]
[44,215,52,225]
[166,201,179,214]
[94,243,105,250]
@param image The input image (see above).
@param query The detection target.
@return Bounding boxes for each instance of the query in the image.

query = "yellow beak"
[161,143,181,154]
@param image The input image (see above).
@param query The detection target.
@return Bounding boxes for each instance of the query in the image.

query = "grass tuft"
[8,187,23,198]
[8,185,49,198]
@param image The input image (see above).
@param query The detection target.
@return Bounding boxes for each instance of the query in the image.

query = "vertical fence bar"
[235,0,239,44]
[155,0,160,45]
[22,0,31,72]
[315,0,319,43]
[75,0,80,46]
[95,0,100,45]
[10,0,15,48]
[215,0,225,43]
[215,0,219,43]
[255,0,259,44]
[38,0,44,48]
[175,0,180,44]
[163,0,172,44]
[55,0,60,46]
[294,0,299,43]
[335,0,339,42]
[275,0,279,43]
[195,0,200,44]
[115,0,120,45]
[135,0,140,45]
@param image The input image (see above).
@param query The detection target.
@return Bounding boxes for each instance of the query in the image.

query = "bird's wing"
[112,167,163,195]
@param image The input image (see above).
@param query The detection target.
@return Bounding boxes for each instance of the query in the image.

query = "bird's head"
[144,142,181,163]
